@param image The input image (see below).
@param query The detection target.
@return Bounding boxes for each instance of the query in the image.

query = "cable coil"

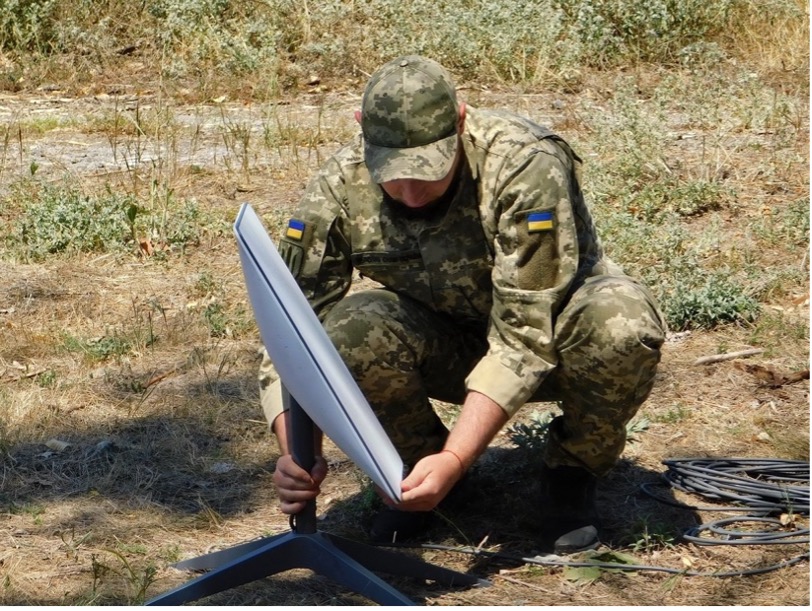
[661,458,809,516]
[642,458,810,547]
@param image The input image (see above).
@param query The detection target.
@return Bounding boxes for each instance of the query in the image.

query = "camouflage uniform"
[259,57,666,476]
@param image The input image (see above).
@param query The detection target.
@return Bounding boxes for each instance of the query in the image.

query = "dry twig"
[693,348,764,366]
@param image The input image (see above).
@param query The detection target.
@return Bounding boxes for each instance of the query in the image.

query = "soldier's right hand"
[272,454,328,514]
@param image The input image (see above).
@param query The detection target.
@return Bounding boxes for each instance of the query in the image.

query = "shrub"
[12,185,135,260]
[0,0,59,53]
[554,0,735,64]
[661,272,760,330]
[4,183,213,261]
[0,0,774,93]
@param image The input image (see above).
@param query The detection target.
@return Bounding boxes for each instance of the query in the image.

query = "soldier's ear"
[354,110,362,125]
[457,103,466,133]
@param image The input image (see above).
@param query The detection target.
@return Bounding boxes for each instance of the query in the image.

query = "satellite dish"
[233,203,403,501]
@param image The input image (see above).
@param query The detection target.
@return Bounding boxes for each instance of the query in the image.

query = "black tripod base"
[145,530,487,606]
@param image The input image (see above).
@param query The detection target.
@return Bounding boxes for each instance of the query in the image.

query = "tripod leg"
[147,532,418,606]
[326,533,489,587]
[146,532,306,605]
[293,533,417,605]
[173,533,283,571]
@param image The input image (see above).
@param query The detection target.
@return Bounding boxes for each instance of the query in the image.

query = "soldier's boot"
[539,463,600,554]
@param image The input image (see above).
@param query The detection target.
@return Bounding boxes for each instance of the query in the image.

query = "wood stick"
[693,348,764,366]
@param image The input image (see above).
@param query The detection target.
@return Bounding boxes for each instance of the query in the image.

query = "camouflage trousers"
[260,275,666,475]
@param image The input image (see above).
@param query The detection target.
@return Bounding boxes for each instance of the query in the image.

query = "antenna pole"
[146,390,487,606]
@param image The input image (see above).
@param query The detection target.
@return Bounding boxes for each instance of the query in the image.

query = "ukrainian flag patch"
[285,219,305,241]
[527,211,554,233]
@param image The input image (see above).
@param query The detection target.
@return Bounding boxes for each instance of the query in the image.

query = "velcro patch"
[285,219,305,241]
[527,211,554,233]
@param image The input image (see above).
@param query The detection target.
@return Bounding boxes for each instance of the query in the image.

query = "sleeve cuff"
[464,356,537,417]
[260,377,287,429]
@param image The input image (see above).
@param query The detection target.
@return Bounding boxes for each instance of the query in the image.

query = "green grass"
[2,181,223,262]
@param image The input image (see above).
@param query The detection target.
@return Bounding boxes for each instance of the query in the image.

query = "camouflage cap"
[361,55,459,183]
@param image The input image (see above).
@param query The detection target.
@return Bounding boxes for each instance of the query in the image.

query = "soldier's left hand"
[392,451,464,512]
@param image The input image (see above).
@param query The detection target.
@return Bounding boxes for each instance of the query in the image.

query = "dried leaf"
[780,513,796,526]
[680,556,696,569]
[563,564,601,585]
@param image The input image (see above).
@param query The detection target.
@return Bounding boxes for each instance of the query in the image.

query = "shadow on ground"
[169,446,704,605]
[2,384,703,605]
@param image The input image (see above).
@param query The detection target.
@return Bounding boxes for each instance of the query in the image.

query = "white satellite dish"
[233,203,403,502]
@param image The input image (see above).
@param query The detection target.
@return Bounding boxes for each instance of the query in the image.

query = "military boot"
[539,463,600,554]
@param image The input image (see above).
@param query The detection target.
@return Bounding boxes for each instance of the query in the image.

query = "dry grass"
[0,1,809,605]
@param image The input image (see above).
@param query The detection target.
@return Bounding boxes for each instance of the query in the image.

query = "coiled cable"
[658,458,809,515]
[642,458,810,547]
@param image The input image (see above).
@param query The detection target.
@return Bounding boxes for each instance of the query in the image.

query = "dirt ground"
[0,82,809,606]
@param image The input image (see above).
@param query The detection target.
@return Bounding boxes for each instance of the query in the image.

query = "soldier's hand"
[272,454,328,515]
[395,451,464,512]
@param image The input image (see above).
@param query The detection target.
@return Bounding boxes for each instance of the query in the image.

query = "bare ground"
[0,77,808,605]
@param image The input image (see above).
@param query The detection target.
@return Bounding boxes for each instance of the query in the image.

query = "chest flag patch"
[285,219,305,241]
[527,211,554,233]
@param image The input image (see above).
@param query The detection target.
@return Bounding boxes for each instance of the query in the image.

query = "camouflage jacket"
[274,106,621,416]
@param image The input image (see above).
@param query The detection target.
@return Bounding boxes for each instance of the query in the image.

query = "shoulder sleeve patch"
[285,219,306,241]
[527,211,554,233]
[514,208,558,290]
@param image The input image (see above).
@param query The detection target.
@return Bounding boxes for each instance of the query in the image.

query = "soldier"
[260,55,666,554]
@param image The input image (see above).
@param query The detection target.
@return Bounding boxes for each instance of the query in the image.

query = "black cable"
[643,458,810,548]
[658,458,809,516]
[684,516,809,546]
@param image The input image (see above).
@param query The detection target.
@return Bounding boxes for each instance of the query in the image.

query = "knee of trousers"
[555,277,666,410]
[321,290,423,375]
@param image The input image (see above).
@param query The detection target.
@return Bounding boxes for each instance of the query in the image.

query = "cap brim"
[365,132,458,183]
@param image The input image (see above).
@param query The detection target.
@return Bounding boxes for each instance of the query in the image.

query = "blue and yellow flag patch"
[285,219,305,241]
[527,211,554,233]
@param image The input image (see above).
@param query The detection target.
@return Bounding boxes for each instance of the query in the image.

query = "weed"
[627,519,678,552]
[92,548,158,605]
[2,180,222,261]
[202,301,252,339]
[507,409,555,456]
[752,197,810,248]
[8,184,136,261]
[748,310,809,352]
[0,0,60,53]
[8,502,45,525]
[1,0,762,96]
[558,0,736,65]
[35,370,57,388]
[62,332,133,363]
[202,302,229,338]
[663,271,760,330]
[626,417,650,443]
[654,403,689,425]
[218,105,253,181]
[59,529,93,561]
[159,544,182,564]
[0,415,12,461]
[509,411,651,454]
[194,271,221,298]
